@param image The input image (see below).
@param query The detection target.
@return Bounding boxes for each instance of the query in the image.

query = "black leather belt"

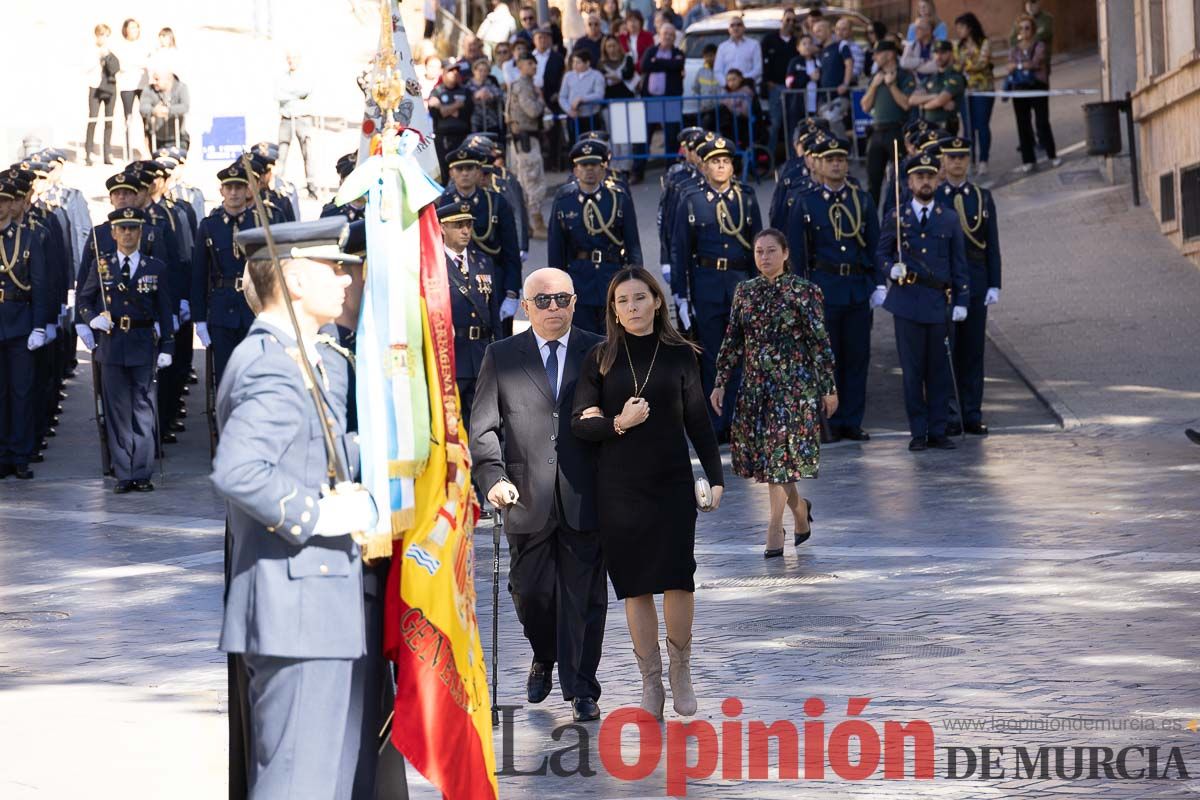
[906,271,950,292]
[813,259,871,277]
[573,249,623,265]
[698,256,751,272]
[966,249,987,265]
[213,275,245,291]
[0,287,31,303]
[113,316,156,332]
[454,324,492,341]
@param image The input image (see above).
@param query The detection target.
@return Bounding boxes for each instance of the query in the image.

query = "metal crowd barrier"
[559,93,770,182]
[778,86,868,164]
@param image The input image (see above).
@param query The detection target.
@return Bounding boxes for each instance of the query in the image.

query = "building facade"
[1107,0,1200,263]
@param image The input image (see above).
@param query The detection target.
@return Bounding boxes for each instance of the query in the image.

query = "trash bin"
[1084,101,1124,156]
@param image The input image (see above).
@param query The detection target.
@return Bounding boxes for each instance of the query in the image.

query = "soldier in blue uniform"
[130,158,194,443]
[768,119,828,228]
[669,135,763,439]
[879,121,934,221]
[876,153,970,451]
[936,137,1001,436]
[192,161,263,385]
[320,152,366,222]
[547,139,642,334]
[76,208,174,492]
[213,217,379,800]
[466,132,533,250]
[439,199,501,435]
[656,127,707,287]
[8,165,68,455]
[0,173,52,479]
[786,136,880,440]
[250,142,299,221]
[438,145,521,325]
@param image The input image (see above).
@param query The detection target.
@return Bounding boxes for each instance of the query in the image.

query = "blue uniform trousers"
[693,268,747,435]
[950,295,987,427]
[33,344,53,439]
[893,315,953,439]
[244,654,355,800]
[211,323,251,388]
[824,301,872,431]
[100,362,158,481]
[158,320,193,431]
[0,338,35,464]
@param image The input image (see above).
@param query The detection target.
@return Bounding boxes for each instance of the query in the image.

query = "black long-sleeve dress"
[572,331,724,599]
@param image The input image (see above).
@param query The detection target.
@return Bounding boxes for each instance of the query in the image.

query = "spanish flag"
[382,204,497,799]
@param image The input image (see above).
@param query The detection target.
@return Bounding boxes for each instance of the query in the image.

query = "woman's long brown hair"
[598,267,700,375]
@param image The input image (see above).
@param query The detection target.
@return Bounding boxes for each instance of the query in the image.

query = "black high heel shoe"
[764,524,785,558]
[794,499,813,546]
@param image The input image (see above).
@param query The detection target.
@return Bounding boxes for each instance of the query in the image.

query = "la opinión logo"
[496,697,1194,795]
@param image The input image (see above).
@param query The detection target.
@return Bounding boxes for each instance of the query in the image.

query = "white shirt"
[713,36,763,83]
[910,198,935,222]
[116,249,142,279]
[533,48,551,89]
[533,328,571,396]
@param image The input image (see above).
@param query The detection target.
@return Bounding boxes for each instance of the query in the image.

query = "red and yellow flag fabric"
[382,205,496,799]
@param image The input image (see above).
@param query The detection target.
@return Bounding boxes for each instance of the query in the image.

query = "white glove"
[171,315,180,333]
[951,305,968,322]
[313,483,379,537]
[89,315,114,333]
[156,353,173,370]
[985,288,1000,306]
[45,323,58,343]
[76,323,96,351]
[869,285,887,309]
[889,263,906,281]
[519,250,528,263]
[660,263,671,284]
[179,299,191,323]
[196,321,212,348]
[27,329,47,350]
[499,296,520,320]
[673,295,691,331]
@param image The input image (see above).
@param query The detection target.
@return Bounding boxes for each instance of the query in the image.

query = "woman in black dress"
[573,267,724,720]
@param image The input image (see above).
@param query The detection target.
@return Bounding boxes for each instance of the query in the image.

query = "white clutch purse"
[695,477,714,512]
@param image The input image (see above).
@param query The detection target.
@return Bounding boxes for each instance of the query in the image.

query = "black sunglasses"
[530,292,575,309]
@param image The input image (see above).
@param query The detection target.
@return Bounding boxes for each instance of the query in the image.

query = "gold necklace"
[623,335,661,398]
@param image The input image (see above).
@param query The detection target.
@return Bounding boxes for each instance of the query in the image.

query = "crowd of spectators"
[413,0,1059,193]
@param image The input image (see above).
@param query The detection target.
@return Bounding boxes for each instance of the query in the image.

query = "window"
[1180,163,1200,240]
[1160,171,1176,224]
[1147,0,1167,76]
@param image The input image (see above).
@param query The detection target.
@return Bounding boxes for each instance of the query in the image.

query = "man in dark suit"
[470,267,607,723]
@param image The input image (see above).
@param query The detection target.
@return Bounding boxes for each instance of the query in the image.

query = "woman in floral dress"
[711,228,837,558]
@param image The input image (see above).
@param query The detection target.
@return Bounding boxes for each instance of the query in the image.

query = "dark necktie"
[121,255,132,282]
[544,340,560,402]
[919,207,929,228]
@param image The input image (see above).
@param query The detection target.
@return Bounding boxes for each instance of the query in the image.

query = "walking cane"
[491,507,502,727]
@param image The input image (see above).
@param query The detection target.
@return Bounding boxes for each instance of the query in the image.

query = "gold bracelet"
[613,418,626,436]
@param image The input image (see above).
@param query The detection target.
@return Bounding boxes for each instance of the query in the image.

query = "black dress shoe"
[161,432,178,444]
[0,464,12,478]
[177,407,188,418]
[1187,428,1200,446]
[114,480,134,494]
[29,453,44,463]
[794,499,813,546]
[927,435,957,450]
[12,465,33,479]
[763,547,784,559]
[45,428,56,438]
[38,439,48,450]
[527,661,553,704]
[908,436,927,451]
[181,385,190,395]
[133,479,155,492]
[572,697,601,722]
[964,422,989,436]
[169,420,186,432]
[839,427,870,441]
[945,421,963,437]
